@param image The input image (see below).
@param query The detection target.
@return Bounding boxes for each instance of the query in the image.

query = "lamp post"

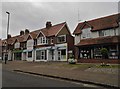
[5,11,10,64]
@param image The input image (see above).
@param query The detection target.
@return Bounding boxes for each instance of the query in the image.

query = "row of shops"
[5,43,69,62]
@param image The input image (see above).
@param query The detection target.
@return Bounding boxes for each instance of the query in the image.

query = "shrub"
[100,48,108,59]
[68,59,77,64]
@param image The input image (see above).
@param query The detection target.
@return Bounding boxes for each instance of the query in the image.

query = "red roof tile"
[73,13,120,35]
[37,22,66,37]
[76,36,120,46]
[2,22,66,45]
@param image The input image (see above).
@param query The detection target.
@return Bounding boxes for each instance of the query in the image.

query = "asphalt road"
[2,69,104,88]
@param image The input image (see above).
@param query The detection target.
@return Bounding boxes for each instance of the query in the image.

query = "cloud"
[1,2,118,39]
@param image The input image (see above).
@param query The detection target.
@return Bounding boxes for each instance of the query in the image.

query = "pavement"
[2,60,120,88]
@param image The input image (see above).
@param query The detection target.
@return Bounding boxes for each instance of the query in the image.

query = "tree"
[100,48,108,59]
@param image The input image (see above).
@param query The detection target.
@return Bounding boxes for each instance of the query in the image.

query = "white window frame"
[37,37,48,45]
[57,35,66,43]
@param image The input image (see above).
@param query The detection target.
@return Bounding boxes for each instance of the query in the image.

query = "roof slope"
[73,13,120,35]
[37,22,66,37]
[2,22,66,45]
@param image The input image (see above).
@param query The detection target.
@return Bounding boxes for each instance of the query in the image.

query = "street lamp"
[5,11,10,64]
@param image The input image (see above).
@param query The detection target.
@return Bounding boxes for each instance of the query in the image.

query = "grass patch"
[61,63,120,69]
[61,63,96,69]
[95,64,120,68]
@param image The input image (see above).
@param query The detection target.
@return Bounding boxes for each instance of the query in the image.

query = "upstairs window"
[37,37,48,45]
[99,30,104,37]
[57,35,66,43]
[81,28,91,39]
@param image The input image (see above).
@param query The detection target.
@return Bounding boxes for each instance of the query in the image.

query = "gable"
[56,25,71,36]
[27,35,32,40]
[80,21,92,30]
[36,31,45,39]
[14,39,19,44]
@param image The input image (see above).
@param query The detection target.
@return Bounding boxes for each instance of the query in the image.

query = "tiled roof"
[37,22,66,37]
[2,22,66,45]
[76,36,120,46]
[73,13,120,35]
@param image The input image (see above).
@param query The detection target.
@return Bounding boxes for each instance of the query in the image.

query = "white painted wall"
[92,31,99,38]
[27,39,34,50]
[75,34,80,45]
[8,50,11,60]
[47,50,52,61]
[14,42,20,48]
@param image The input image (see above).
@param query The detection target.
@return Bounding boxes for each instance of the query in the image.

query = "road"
[2,69,104,88]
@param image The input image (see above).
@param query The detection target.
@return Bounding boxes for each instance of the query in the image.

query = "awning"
[13,50,23,53]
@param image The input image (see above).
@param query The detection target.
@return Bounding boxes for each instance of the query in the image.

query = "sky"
[1,0,119,39]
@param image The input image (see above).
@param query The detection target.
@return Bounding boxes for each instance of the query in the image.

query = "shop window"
[28,51,32,58]
[36,50,46,60]
[61,49,66,55]
[61,49,66,59]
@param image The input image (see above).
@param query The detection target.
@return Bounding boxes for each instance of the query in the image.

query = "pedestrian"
[5,54,7,64]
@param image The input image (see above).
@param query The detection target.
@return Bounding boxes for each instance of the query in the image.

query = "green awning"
[13,50,23,53]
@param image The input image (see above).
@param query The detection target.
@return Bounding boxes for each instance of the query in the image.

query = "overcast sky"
[1,0,119,39]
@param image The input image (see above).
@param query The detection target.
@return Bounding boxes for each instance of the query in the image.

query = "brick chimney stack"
[46,21,52,28]
[8,34,11,39]
[20,30,24,36]
[25,29,30,34]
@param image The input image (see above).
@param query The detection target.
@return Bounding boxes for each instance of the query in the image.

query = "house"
[2,35,16,61]
[2,21,74,62]
[73,13,120,63]
[34,22,74,61]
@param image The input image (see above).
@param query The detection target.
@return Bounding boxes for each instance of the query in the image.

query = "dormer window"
[57,35,66,43]
[37,37,48,45]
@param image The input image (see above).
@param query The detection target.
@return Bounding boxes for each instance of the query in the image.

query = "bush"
[100,48,108,59]
[68,59,77,64]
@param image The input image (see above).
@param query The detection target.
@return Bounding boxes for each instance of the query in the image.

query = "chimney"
[20,30,24,35]
[46,21,52,28]
[25,29,30,34]
[8,34,11,39]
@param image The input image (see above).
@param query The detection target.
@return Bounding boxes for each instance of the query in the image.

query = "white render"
[74,27,120,44]
[74,34,80,45]
[14,42,20,48]
[27,39,34,50]
[21,39,35,61]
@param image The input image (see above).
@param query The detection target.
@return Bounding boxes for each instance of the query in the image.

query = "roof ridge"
[85,13,120,23]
